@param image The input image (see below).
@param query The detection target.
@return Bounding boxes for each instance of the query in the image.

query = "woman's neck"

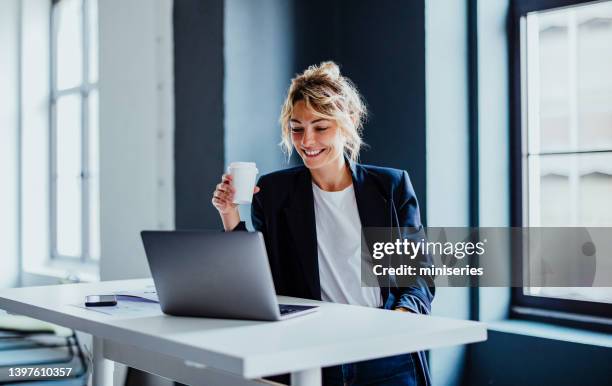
[310,156,353,192]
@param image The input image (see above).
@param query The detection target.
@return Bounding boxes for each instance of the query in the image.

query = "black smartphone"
[85,295,117,307]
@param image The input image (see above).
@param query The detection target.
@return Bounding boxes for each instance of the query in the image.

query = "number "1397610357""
[9,367,73,377]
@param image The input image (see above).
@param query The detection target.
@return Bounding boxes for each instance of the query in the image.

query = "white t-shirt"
[312,183,382,308]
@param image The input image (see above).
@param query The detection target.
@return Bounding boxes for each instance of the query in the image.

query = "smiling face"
[289,100,345,171]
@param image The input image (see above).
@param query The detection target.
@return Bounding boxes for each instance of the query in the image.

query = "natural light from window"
[523,1,612,304]
[52,0,100,262]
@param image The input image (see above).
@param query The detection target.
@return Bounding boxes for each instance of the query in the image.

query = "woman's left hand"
[395,307,412,313]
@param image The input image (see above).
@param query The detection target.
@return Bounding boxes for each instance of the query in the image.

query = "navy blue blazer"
[234,159,435,314]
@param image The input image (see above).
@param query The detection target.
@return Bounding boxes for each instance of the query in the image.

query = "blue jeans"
[322,353,420,386]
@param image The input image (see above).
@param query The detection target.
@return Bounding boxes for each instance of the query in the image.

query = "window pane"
[528,154,571,227]
[577,2,612,151]
[536,11,571,153]
[56,94,82,257]
[578,154,612,226]
[526,152,612,303]
[528,2,612,154]
[88,0,98,83]
[524,1,612,305]
[56,0,83,90]
[529,153,612,226]
[89,90,100,260]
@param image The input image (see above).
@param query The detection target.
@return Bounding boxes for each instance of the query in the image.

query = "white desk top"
[0,279,486,378]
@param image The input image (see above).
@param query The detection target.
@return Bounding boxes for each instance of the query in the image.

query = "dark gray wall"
[293,0,428,222]
[468,330,612,386]
[174,0,225,229]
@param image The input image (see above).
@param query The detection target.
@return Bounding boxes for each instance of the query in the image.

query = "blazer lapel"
[348,160,396,301]
[282,168,320,299]
[348,160,389,228]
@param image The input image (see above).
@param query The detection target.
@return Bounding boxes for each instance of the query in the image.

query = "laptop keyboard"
[279,304,317,315]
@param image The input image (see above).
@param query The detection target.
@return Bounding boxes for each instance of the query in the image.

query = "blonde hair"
[279,61,367,162]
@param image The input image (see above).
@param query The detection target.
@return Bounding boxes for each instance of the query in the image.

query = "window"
[50,0,99,262]
[511,0,612,323]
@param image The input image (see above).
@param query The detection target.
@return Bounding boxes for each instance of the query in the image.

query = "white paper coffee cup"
[228,162,259,204]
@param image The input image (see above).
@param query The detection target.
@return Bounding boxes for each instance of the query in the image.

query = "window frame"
[49,0,98,263]
[509,0,612,328]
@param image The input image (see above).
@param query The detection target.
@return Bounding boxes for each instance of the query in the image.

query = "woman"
[212,62,434,386]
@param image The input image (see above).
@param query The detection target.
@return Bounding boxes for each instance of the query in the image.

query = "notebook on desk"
[113,287,159,302]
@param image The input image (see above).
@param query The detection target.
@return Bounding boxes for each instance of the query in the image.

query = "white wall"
[425,1,471,385]
[98,0,174,281]
[426,0,470,229]
[478,0,510,228]
[0,0,20,288]
[20,0,51,282]
[477,0,511,322]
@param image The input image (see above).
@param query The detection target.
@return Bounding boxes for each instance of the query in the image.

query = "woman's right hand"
[211,174,260,231]
[212,174,238,215]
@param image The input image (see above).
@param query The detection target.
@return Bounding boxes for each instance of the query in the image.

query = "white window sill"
[22,259,100,286]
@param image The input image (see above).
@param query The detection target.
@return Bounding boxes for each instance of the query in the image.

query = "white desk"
[0,279,486,386]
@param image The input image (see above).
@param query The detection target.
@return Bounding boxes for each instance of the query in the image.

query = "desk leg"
[92,336,112,386]
[291,368,321,386]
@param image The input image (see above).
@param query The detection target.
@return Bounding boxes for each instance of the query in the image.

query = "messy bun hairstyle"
[279,61,367,162]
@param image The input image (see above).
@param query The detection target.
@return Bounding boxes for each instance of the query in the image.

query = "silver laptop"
[140,230,318,321]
